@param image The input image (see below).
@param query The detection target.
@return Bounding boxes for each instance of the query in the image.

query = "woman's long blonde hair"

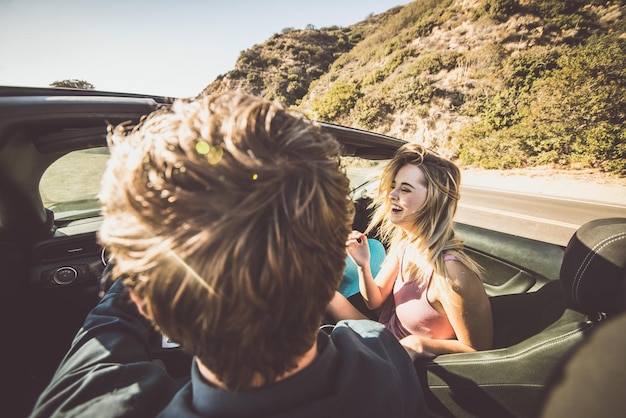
[367,143,481,289]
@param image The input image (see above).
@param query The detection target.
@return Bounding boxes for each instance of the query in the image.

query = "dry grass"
[39,149,109,207]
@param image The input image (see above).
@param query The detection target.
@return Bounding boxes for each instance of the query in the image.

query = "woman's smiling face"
[389,164,428,230]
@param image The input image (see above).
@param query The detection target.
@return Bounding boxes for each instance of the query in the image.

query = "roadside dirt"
[461,166,626,206]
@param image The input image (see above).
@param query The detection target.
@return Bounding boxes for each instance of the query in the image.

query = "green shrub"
[351,95,392,129]
[311,82,361,121]
[453,123,527,169]
[387,76,436,109]
[246,72,262,84]
[408,51,461,75]
[505,47,561,92]
[229,69,245,79]
[473,0,518,21]
[305,66,325,77]
[527,0,584,19]
[286,81,303,95]
[297,50,311,61]
[481,89,525,129]
[363,69,387,86]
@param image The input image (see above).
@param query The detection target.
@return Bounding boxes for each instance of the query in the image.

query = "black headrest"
[560,218,626,317]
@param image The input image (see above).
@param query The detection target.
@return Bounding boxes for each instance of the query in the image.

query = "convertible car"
[1,86,624,417]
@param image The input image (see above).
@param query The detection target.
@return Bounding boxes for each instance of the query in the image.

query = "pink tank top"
[379,252,456,341]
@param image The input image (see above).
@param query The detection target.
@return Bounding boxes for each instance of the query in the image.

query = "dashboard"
[30,231,103,291]
[28,227,192,378]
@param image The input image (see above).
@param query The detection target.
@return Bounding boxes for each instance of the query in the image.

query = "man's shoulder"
[326,319,426,417]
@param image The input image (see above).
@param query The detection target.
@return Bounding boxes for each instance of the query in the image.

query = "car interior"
[417,217,626,418]
[2,87,624,418]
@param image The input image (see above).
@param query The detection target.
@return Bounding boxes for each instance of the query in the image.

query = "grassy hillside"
[201,0,625,175]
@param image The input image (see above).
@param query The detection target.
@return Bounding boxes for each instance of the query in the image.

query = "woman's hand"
[399,333,480,363]
[346,231,370,268]
[399,335,438,362]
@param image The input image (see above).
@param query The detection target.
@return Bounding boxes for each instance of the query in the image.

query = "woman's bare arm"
[326,291,368,321]
[401,259,493,361]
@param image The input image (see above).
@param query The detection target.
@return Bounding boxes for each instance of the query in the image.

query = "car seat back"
[559,217,626,318]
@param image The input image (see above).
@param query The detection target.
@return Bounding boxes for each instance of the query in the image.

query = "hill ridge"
[201,0,626,175]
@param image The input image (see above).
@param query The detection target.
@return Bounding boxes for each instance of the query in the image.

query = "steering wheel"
[98,259,117,297]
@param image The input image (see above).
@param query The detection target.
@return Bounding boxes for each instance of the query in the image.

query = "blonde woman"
[328,143,493,361]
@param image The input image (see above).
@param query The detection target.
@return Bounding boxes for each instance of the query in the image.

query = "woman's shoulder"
[442,254,483,294]
[388,239,408,258]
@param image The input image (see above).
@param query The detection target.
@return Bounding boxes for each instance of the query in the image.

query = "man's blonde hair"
[99,92,353,390]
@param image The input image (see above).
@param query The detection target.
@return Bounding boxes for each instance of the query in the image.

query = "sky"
[0,0,413,98]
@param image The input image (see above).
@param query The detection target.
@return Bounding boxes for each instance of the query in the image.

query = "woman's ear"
[129,290,150,319]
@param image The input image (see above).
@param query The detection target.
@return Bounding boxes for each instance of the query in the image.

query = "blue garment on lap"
[339,238,386,298]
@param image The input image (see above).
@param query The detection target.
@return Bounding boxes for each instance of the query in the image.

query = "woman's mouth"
[391,204,402,213]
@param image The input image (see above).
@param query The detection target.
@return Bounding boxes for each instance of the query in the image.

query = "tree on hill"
[50,79,95,89]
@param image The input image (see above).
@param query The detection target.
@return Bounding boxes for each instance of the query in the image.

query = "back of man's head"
[99,92,353,390]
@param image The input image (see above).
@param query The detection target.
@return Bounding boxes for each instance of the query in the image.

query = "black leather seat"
[418,217,626,418]
[539,311,626,417]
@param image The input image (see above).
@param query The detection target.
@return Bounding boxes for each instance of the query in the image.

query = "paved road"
[456,186,626,246]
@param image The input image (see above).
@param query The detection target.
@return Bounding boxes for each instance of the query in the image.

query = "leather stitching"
[430,323,591,366]
[571,233,626,306]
